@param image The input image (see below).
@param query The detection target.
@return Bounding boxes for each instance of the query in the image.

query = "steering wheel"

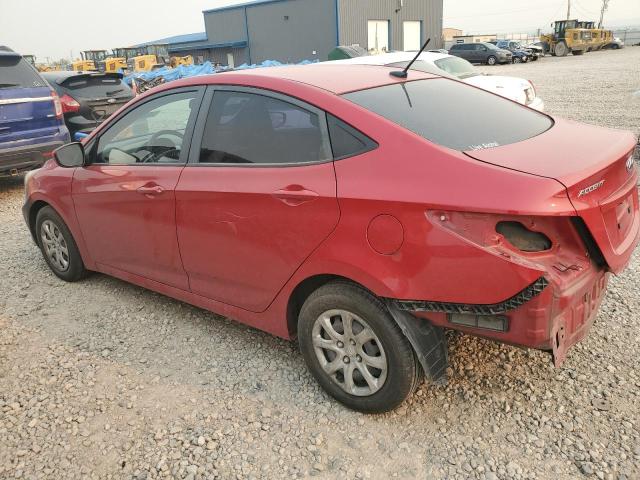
[139,130,184,163]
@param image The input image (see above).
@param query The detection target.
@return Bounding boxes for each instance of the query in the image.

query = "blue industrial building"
[139,0,443,66]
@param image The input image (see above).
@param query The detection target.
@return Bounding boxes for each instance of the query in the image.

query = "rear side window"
[59,76,130,98]
[343,78,553,151]
[0,56,46,88]
[327,114,377,160]
[199,91,331,165]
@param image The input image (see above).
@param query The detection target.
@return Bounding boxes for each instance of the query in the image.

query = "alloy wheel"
[40,219,70,272]
[312,309,388,397]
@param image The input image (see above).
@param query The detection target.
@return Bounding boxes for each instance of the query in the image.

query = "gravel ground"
[1,48,640,480]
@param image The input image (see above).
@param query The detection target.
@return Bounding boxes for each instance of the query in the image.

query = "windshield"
[386,60,455,79]
[343,79,553,151]
[0,56,46,89]
[433,57,479,79]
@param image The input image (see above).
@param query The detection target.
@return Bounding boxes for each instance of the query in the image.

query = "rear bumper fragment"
[391,277,549,316]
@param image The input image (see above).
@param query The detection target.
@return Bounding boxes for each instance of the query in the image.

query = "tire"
[486,55,497,66]
[36,206,87,282]
[513,57,522,64]
[554,41,568,57]
[572,49,585,56]
[298,281,422,413]
[612,44,619,50]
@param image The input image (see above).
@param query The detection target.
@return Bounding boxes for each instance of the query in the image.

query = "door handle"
[136,184,165,197]
[273,185,319,206]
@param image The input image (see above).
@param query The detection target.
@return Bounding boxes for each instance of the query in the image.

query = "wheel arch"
[26,193,96,270]
[286,274,355,338]
[27,199,51,243]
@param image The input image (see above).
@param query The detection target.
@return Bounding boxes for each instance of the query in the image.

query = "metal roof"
[203,0,295,14]
[168,40,248,53]
[136,32,208,48]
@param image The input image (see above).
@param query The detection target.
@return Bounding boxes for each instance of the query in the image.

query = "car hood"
[463,74,531,102]
[465,118,639,273]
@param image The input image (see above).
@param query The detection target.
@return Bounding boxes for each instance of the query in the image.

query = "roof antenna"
[390,38,431,78]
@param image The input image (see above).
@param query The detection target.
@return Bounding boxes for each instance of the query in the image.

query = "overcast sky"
[1,0,638,61]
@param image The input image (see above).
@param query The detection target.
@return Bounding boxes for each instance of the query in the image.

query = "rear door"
[176,87,339,312]
[0,54,59,143]
[73,87,204,289]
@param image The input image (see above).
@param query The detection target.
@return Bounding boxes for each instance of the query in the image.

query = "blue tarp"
[124,59,317,86]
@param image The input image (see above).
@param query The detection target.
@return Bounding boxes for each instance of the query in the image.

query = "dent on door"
[175,163,339,312]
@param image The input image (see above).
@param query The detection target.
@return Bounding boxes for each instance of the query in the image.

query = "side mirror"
[54,142,85,168]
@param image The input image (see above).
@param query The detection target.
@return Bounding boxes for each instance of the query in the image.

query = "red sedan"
[23,64,639,413]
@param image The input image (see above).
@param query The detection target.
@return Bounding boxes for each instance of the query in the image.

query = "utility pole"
[598,0,610,28]
[566,0,571,20]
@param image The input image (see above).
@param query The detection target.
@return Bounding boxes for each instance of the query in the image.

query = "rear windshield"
[343,78,553,151]
[0,56,46,89]
[433,57,479,79]
[59,76,130,98]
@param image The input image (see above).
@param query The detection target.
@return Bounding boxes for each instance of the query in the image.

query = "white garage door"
[368,20,389,53]
[403,21,422,51]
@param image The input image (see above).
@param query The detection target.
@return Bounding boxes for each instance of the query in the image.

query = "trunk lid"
[465,118,639,273]
[57,73,132,122]
[0,85,59,142]
[0,54,59,142]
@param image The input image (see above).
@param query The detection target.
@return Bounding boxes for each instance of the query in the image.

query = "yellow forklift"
[128,44,170,72]
[541,20,592,56]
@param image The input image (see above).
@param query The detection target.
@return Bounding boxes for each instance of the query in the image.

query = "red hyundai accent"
[23,64,639,412]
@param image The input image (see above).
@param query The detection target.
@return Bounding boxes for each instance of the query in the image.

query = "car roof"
[323,51,451,66]
[168,64,437,95]
[0,45,21,58]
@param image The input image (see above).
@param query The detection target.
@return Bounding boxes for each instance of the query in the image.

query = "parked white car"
[325,51,545,112]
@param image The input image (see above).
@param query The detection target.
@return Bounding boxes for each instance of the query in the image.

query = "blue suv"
[0,46,70,177]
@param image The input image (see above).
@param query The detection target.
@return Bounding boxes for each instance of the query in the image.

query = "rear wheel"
[298,282,421,413]
[36,206,87,282]
[554,41,569,57]
[486,55,497,66]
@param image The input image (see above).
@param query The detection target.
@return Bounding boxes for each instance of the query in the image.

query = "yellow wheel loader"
[128,44,170,72]
[541,20,591,56]
[73,50,108,71]
[170,55,194,68]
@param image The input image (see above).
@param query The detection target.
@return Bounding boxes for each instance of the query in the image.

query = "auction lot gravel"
[1,48,639,480]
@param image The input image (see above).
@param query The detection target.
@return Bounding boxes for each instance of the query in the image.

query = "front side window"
[199,91,331,165]
[343,79,553,152]
[95,91,198,165]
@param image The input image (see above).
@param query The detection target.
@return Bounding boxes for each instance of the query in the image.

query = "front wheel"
[554,41,568,57]
[487,55,497,65]
[36,206,87,282]
[298,282,422,413]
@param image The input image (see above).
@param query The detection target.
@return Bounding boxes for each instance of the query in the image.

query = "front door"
[176,87,339,312]
[73,88,203,290]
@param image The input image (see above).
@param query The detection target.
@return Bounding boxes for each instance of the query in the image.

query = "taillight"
[524,81,536,105]
[59,94,80,114]
[51,90,63,119]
